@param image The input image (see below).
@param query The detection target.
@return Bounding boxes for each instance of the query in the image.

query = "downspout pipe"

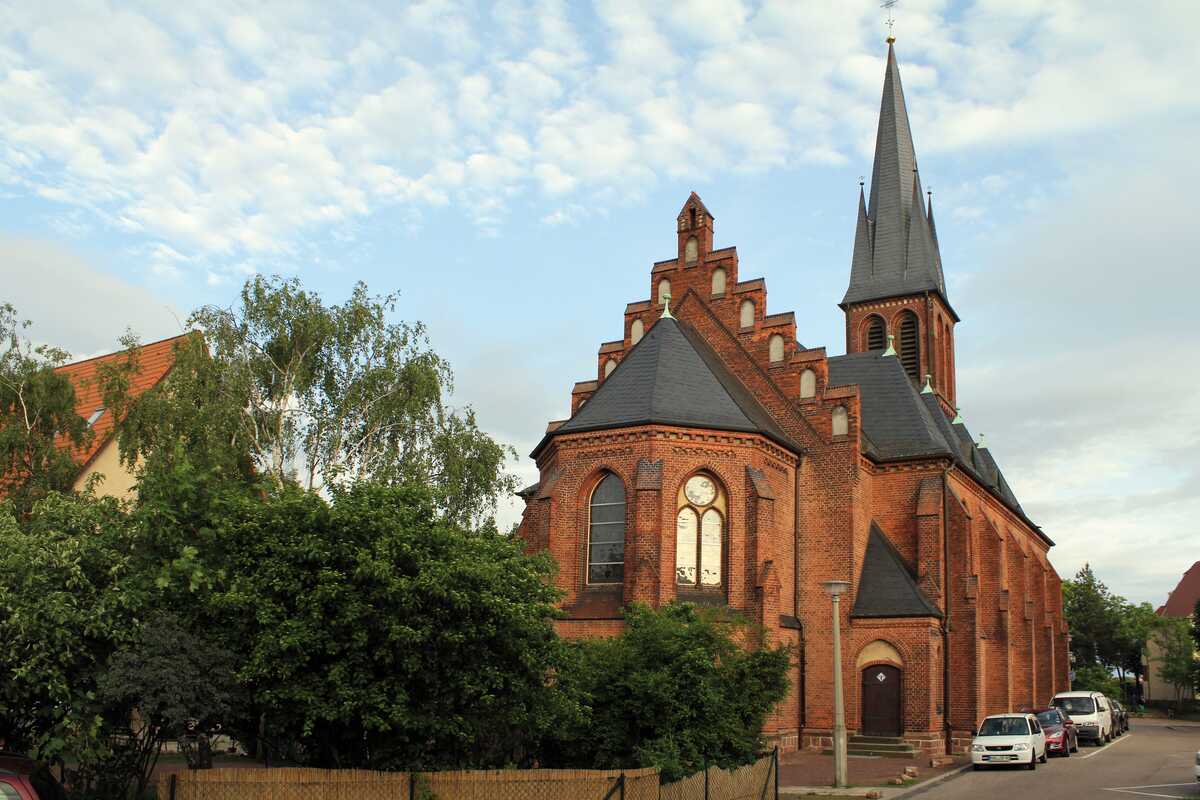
[941,463,953,756]
[795,455,806,732]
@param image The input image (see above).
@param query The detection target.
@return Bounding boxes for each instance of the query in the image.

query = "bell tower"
[841,41,958,416]
[677,191,714,267]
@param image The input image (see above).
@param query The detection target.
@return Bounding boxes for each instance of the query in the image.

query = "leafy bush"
[547,603,791,782]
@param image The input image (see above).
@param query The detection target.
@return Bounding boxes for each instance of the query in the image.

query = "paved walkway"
[779,750,966,796]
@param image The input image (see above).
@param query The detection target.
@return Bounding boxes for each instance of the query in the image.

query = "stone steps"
[821,735,918,759]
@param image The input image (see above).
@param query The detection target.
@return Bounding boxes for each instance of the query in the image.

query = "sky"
[2,0,1197,607]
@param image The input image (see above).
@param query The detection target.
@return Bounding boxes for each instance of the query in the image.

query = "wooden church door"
[861,665,902,736]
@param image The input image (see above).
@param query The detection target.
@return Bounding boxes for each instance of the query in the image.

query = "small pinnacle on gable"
[882,334,897,357]
[921,373,933,394]
[660,294,674,319]
[952,407,964,424]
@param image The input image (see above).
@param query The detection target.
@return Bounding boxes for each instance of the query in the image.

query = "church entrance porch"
[861,665,903,736]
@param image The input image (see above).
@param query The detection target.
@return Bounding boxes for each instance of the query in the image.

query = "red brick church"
[516,41,1070,756]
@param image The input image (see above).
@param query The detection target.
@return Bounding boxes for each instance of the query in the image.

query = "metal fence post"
[704,756,709,800]
[168,773,177,800]
[620,772,626,800]
[774,747,780,800]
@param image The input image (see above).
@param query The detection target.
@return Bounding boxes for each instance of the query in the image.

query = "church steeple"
[842,41,958,416]
[842,42,949,310]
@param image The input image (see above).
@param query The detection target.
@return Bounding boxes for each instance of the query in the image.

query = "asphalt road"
[907,718,1200,800]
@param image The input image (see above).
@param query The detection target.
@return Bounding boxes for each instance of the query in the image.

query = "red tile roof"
[1161,561,1200,618]
[54,333,191,473]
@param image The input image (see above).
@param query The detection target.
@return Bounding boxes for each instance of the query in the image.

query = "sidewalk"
[779,751,969,798]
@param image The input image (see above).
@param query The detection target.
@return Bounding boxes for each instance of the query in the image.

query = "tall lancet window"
[898,311,920,381]
[588,472,626,585]
[676,473,725,589]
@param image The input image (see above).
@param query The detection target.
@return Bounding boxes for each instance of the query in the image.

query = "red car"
[0,754,67,800]
[1024,707,1079,757]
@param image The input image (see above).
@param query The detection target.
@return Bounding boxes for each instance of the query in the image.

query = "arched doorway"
[861,665,902,736]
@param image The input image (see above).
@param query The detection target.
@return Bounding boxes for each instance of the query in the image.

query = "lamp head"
[822,580,851,598]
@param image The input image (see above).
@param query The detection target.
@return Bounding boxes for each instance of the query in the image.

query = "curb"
[890,763,973,799]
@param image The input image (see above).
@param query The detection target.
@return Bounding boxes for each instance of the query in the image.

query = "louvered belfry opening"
[866,317,886,351]
[898,312,920,380]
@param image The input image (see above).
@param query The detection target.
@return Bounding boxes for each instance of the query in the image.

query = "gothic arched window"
[603,359,616,378]
[711,267,726,296]
[588,472,626,585]
[631,318,644,344]
[866,315,886,352]
[658,279,671,306]
[769,334,785,363]
[685,236,698,264]
[897,311,920,381]
[739,300,755,328]
[676,473,724,588]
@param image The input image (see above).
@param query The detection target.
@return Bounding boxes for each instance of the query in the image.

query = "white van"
[1051,691,1113,744]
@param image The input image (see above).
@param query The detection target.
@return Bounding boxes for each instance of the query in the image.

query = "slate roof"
[827,350,1047,544]
[828,352,951,460]
[843,43,952,316]
[852,522,942,618]
[532,315,801,457]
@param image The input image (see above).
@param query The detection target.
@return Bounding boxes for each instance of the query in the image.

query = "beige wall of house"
[72,438,138,500]
[1144,636,1198,703]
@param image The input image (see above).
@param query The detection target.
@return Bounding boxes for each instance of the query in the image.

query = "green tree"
[548,603,791,782]
[104,276,515,526]
[0,493,137,764]
[1112,599,1159,698]
[0,304,92,516]
[89,613,238,800]
[140,478,571,770]
[1152,616,1198,711]
[1063,564,1124,668]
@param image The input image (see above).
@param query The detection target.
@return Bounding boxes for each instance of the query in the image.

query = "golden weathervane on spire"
[882,0,898,43]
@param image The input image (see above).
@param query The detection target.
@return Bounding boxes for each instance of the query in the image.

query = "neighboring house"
[1144,561,1200,703]
[516,40,1069,758]
[55,334,188,500]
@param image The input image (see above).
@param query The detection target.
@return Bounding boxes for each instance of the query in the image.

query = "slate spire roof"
[533,315,801,456]
[843,42,949,311]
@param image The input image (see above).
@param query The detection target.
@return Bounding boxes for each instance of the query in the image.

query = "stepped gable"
[534,313,801,456]
[852,523,942,618]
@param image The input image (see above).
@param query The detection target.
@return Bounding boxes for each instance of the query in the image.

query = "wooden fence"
[157,752,777,800]
[158,766,660,800]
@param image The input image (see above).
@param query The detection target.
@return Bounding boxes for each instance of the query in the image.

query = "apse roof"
[532,315,801,457]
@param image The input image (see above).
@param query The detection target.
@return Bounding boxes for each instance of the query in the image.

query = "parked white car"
[1194,749,1199,783]
[1051,691,1113,745]
[971,713,1047,770]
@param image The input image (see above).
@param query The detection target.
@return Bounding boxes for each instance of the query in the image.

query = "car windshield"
[978,717,1030,736]
[1036,710,1061,727]
[1053,697,1096,715]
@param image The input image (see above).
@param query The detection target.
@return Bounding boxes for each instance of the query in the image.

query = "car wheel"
[1071,738,1079,753]
[1027,753,1036,771]
[1063,743,1071,758]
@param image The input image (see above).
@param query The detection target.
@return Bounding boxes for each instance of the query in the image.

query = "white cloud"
[2,1,1196,290]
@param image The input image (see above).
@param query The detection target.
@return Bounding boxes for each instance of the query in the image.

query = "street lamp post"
[822,580,851,789]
